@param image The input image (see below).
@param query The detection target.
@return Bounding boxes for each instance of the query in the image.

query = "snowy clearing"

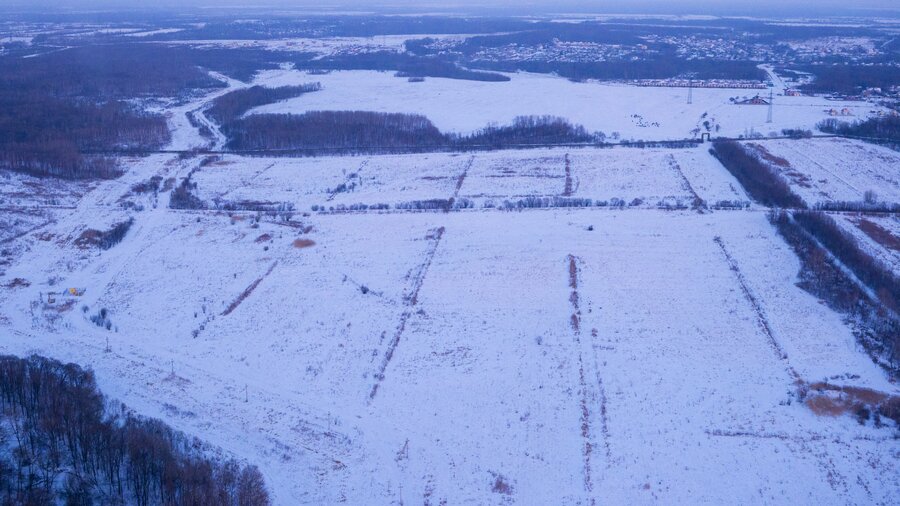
[2,145,898,504]
[0,64,898,505]
[248,69,887,140]
[748,138,900,205]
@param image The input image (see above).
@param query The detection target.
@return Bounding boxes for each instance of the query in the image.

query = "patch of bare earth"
[747,143,813,188]
[802,382,900,423]
[292,238,315,249]
[854,219,900,252]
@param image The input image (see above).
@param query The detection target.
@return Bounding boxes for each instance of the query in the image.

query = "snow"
[0,69,897,506]
[750,138,900,205]
[248,69,887,140]
[2,202,897,504]
[189,145,750,211]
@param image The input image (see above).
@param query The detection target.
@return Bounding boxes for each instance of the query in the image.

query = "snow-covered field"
[1,73,898,505]
[748,138,900,205]
[248,69,887,140]
[189,145,749,211]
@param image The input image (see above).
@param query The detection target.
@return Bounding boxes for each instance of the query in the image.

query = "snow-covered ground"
[0,72,897,505]
[749,138,900,205]
[189,145,749,212]
[248,69,887,140]
[1,199,897,504]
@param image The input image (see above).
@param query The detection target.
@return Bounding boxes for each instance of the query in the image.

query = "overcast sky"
[3,0,898,17]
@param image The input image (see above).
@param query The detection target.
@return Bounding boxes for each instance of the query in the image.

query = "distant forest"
[800,65,900,95]
[294,52,510,82]
[207,83,323,125]
[819,115,900,148]
[0,44,290,179]
[0,354,270,505]
[223,108,596,153]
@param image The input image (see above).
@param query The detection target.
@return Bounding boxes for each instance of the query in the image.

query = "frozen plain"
[0,72,898,505]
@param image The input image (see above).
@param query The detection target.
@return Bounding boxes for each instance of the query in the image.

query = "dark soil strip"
[221,261,278,316]
[713,237,801,382]
[855,218,900,252]
[369,227,445,401]
[567,254,600,505]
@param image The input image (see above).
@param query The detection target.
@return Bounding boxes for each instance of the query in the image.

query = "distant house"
[784,88,802,97]
[736,95,770,105]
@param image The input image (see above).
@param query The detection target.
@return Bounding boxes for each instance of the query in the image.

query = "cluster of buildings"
[469,40,653,64]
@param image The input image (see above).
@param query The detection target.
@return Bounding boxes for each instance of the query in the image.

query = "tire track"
[567,254,607,505]
[713,236,800,382]
[369,227,445,401]
[666,154,705,212]
[445,156,473,212]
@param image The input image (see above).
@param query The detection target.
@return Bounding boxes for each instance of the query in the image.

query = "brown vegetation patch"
[855,218,900,252]
[491,473,513,495]
[292,238,315,249]
[748,143,790,167]
[805,394,857,417]
[255,233,272,243]
[51,299,76,313]
[74,229,102,249]
[4,278,30,288]
[803,381,900,423]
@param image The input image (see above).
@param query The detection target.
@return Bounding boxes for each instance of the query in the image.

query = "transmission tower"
[766,88,774,123]
[687,79,693,105]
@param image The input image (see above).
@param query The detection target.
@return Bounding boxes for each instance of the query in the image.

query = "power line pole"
[687,79,693,105]
[767,88,774,123]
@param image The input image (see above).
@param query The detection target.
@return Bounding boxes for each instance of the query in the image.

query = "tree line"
[710,140,806,208]
[0,43,294,179]
[206,83,323,126]
[800,65,900,96]
[222,111,599,153]
[819,116,900,148]
[293,52,510,82]
[769,212,900,377]
[0,354,271,505]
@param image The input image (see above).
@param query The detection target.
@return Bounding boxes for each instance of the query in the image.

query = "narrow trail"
[566,254,608,506]
[666,153,705,211]
[563,153,574,196]
[368,227,445,402]
[446,155,474,212]
[713,236,800,382]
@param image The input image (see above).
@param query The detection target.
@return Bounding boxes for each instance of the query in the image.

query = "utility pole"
[687,79,693,105]
[766,85,774,123]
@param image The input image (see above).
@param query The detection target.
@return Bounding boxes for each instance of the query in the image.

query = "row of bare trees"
[0,354,271,505]
[223,111,598,153]
[207,83,322,126]
[709,140,806,208]
[769,211,900,378]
